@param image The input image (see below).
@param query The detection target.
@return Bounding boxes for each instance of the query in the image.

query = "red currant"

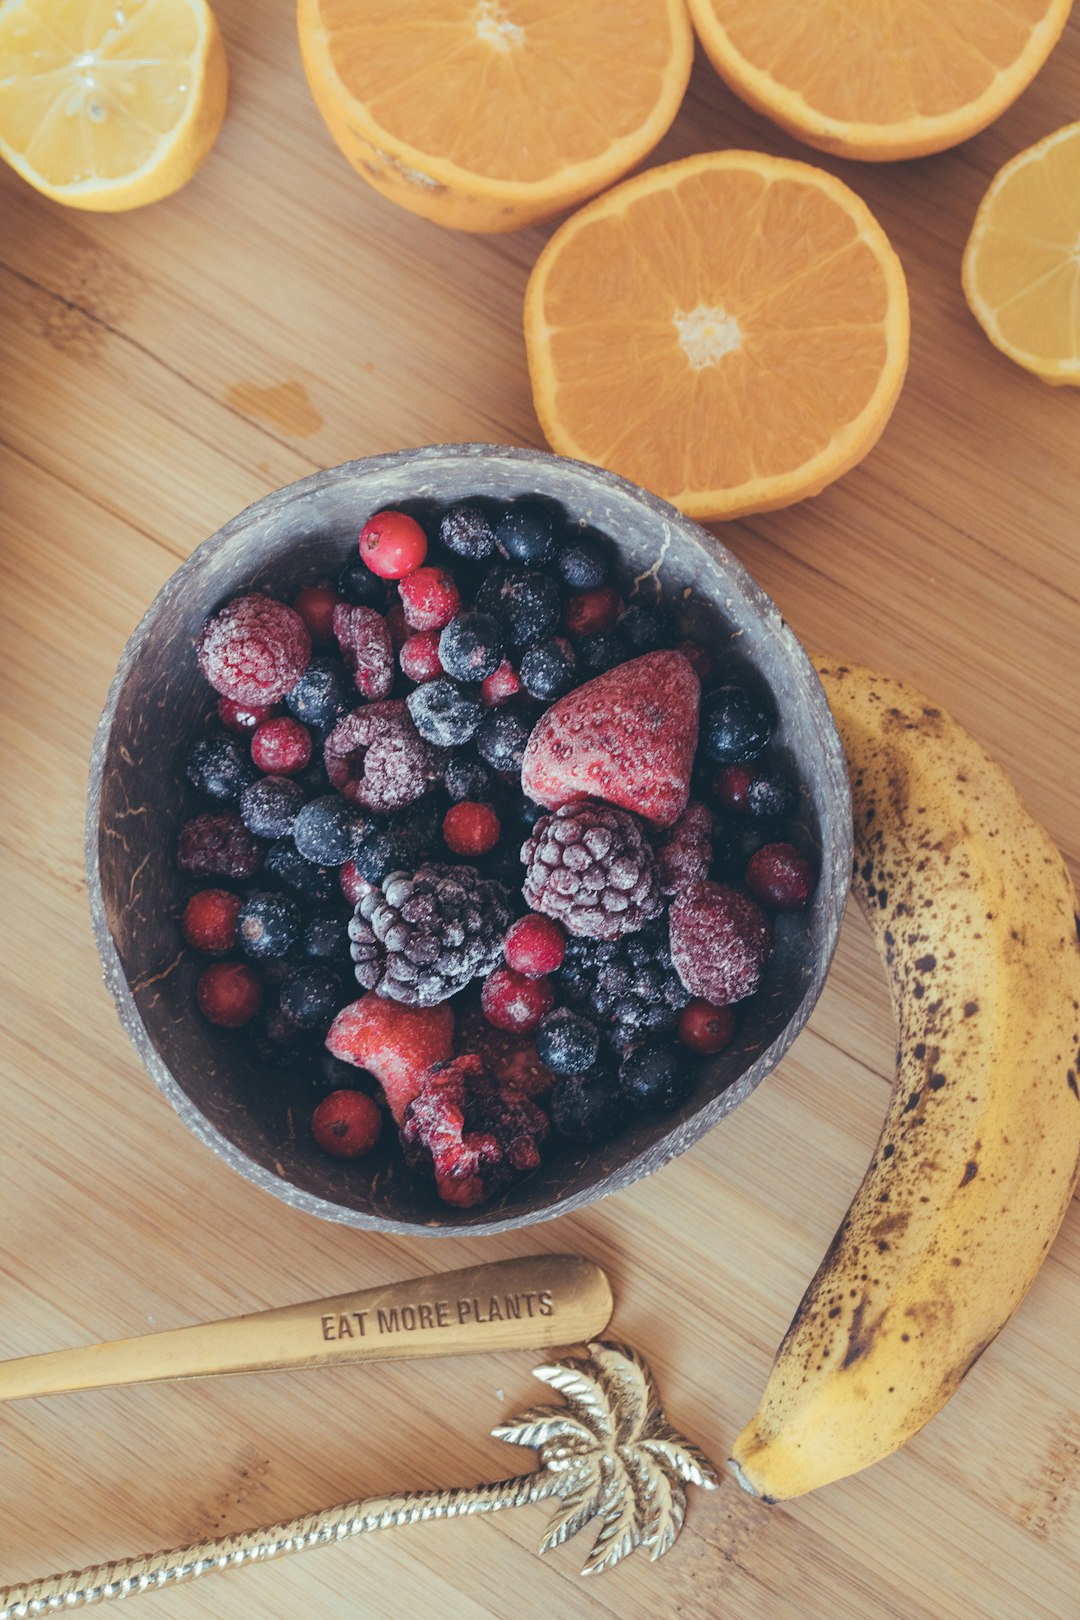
[312,1090,383,1158]
[292,582,340,643]
[564,584,622,638]
[399,630,443,684]
[714,762,755,812]
[181,889,241,956]
[358,510,428,579]
[399,566,461,632]
[504,914,566,977]
[251,716,312,775]
[481,967,555,1034]
[679,998,736,1054]
[746,843,814,912]
[217,695,276,733]
[443,801,501,857]
[340,859,376,907]
[196,961,262,1027]
[480,660,520,706]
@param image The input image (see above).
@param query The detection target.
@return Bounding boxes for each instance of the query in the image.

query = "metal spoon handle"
[0,1255,612,1404]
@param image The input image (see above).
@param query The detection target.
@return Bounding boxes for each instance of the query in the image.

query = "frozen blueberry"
[746,768,798,819]
[576,630,625,679]
[476,567,560,650]
[237,891,302,960]
[439,611,505,682]
[240,775,306,840]
[702,685,774,764]
[302,910,350,960]
[406,679,483,747]
[337,553,388,609]
[617,602,675,655]
[444,753,495,803]
[494,499,559,566]
[520,637,576,702]
[285,657,352,732]
[186,734,257,802]
[536,1009,600,1076]
[439,503,496,561]
[351,827,414,884]
[550,1069,629,1144]
[618,1043,693,1111]
[280,966,346,1032]
[293,796,370,866]
[264,839,339,901]
[476,707,533,774]
[555,530,610,589]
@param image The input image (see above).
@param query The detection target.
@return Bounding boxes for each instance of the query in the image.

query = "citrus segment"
[962,122,1080,387]
[297,0,693,231]
[525,152,909,521]
[687,0,1073,161]
[0,0,226,210]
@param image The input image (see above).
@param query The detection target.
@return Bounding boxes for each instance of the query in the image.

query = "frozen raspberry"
[293,583,340,644]
[325,992,455,1123]
[312,1090,383,1158]
[459,1004,557,1099]
[181,889,241,956]
[677,639,712,682]
[251,716,312,775]
[522,801,662,941]
[564,584,622,638]
[324,701,447,813]
[481,967,554,1034]
[198,594,311,707]
[521,650,700,829]
[669,881,772,1006]
[178,812,263,879]
[443,801,501,857]
[504,914,566,977]
[340,858,377,908]
[400,630,443,684]
[399,566,461,632]
[480,660,520,706]
[746,843,814,912]
[196,961,262,1027]
[333,604,394,701]
[217,695,277,733]
[385,601,409,649]
[401,1054,549,1208]
[240,775,305,839]
[359,510,428,579]
[679,998,736,1054]
[656,801,713,896]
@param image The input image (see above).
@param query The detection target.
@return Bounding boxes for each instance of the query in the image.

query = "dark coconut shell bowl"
[87,444,851,1235]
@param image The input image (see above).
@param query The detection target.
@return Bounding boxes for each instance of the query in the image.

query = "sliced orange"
[524,151,909,522]
[0,0,227,211]
[687,0,1073,162]
[296,0,693,233]
[963,122,1080,387]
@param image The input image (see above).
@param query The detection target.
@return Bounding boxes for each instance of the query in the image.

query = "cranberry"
[481,967,555,1034]
[358,510,428,579]
[217,695,276,733]
[480,660,520,706]
[504,914,566,977]
[251,716,312,775]
[679,998,736,1054]
[443,801,501,857]
[312,1089,383,1158]
[746,843,814,912]
[714,762,755,812]
[677,639,712,681]
[181,889,241,956]
[340,859,377,907]
[564,584,622,638]
[399,566,461,632]
[196,961,262,1027]
[292,582,340,643]
[399,630,443,684]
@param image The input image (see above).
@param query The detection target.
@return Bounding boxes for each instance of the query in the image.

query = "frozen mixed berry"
[476,567,560,650]
[324,702,446,813]
[712,762,754,812]
[406,679,482,747]
[443,801,501,857]
[349,827,414,884]
[440,502,496,561]
[575,630,624,679]
[536,1008,600,1076]
[239,775,306,840]
[196,961,262,1028]
[669,881,772,1006]
[293,795,369,866]
[237,890,302,960]
[550,1068,628,1145]
[399,630,443,684]
[285,657,352,733]
[281,965,345,1031]
[217,695,277,733]
[558,921,690,1050]
[292,582,340,643]
[326,992,456,1124]
[350,865,511,1007]
[522,801,662,942]
[401,1054,548,1207]
[678,998,736,1055]
[504,913,566,977]
[444,754,495,803]
[494,499,558,566]
[746,842,814,912]
[178,812,263,879]
[384,601,409,649]
[677,639,712,682]
[656,801,713,896]
[476,706,532,774]
[458,1004,557,1099]
[303,909,350,960]
[701,684,774,764]
[333,603,394,701]
[481,966,554,1034]
[564,584,622,639]
[480,659,521,706]
[618,1043,693,1111]
[556,530,610,589]
[251,716,313,776]
[312,1089,383,1159]
[399,566,461,632]
[181,889,242,956]
[264,838,338,902]
[438,610,504,682]
[198,594,311,707]
[340,858,376,908]
[337,552,388,609]
[520,636,576,701]
[186,733,258,803]
[359,509,428,579]
[616,601,674,656]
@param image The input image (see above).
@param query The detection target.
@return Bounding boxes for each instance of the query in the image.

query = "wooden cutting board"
[1,7,1078,1618]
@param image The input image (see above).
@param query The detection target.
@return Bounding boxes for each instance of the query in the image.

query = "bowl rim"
[86,442,852,1235]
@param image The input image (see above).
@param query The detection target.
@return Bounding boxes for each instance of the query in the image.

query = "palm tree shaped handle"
[0,1341,718,1615]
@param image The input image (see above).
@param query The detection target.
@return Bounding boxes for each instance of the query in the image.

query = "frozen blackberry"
[476,566,560,649]
[439,502,496,561]
[186,733,257,802]
[476,706,533,774]
[494,499,559,566]
[520,636,576,701]
[240,775,306,840]
[576,630,625,679]
[237,891,302,960]
[618,1043,694,1111]
[522,801,662,941]
[350,827,414,884]
[701,684,774,764]
[285,657,352,732]
[293,796,370,866]
[555,531,610,589]
[406,679,482,747]
[178,813,262,880]
[337,552,388,609]
[302,910,350,960]
[535,1009,600,1076]
[558,920,690,1050]
[550,1068,628,1145]
[348,863,512,1006]
[444,753,495,803]
[617,602,674,655]
[280,965,346,1031]
[264,838,338,902]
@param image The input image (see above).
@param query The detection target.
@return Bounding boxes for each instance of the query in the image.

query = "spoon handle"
[0,1255,612,1404]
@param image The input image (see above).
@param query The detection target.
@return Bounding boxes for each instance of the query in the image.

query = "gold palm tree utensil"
[0,1341,717,1614]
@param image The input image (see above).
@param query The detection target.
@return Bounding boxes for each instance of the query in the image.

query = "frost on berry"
[521,801,662,941]
[669,880,772,1006]
[459,1004,557,1099]
[401,1054,549,1207]
[656,800,713,896]
[324,701,446,813]
[197,593,311,706]
[333,603,394,700]
[348,864,511,1006]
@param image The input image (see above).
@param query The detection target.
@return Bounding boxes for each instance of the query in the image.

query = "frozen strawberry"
[198,594,311,707]
[656,800,712,895]
[325,992,455,1124]
[521,650,699,828]
[669,881,772,1006]
[333,603,394,700]
[460,1004,557,1099]
[401,1054,549,1208]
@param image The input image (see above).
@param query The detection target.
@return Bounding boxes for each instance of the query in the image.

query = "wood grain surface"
[1,7,1078,1618]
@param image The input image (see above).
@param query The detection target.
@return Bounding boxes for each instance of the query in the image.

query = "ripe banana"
[729,660,1080,1501]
